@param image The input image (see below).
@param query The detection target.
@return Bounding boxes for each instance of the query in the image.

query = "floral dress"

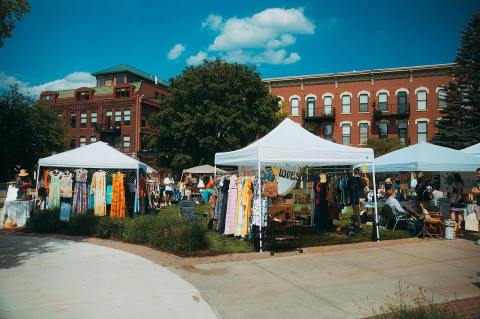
[72,169,88,215]
[59,171,73,198]
[223,175,237,235]
[48,171,63,209]
[110,172,126,218]
[90,170,106,216]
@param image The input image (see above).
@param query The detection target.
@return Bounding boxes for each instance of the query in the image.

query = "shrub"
[95,217,125,240]
[67,214,99,236]
[27,209,64,233]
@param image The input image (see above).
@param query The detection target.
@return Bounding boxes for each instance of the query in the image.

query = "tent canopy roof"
[215,118,374,167]
[462,143,480,156]
[371,142,480,172]
[38,142,146,170]
[183,164,226,175]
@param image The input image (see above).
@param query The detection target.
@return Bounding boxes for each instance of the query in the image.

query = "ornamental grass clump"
[66,214,99,236]
[27,209,64,233]
[95,217,125,240]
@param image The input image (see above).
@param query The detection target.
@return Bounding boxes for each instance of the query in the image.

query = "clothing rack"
[40,167,138,186]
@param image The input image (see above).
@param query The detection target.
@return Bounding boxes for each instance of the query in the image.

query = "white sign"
[273,167,301,196]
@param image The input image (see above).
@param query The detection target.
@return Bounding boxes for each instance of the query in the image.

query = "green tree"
[366,137,405,157]
[432,11,480,149]
[0,0,30,47]
[0,85,66,181]
[150,59,283,175]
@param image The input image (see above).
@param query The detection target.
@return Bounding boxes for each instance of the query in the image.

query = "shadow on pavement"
[0,235,68,269]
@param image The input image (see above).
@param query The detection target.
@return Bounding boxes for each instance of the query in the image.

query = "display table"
[1,200,34,228]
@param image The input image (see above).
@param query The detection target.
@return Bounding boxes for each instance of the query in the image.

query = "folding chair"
[391,206,409,231]
[417,209,444,239]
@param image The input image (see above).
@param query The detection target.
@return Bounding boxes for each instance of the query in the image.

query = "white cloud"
[267,34,296,49]
[167,43,186,60]
[186,51,209,66]
[223,49,300,65]
[202,14,223,30]
[208,8,315,52]
[0,71,96,97]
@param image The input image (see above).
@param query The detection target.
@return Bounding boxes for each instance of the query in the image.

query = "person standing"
[471,168,480,245]
[163,174,174,206]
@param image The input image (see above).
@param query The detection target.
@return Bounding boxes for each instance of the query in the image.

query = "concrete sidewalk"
[174,239,480,319]
[0,236,218,319]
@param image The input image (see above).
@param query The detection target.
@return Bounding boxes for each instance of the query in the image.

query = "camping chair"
[179,200,196,220]
[417,205,444,239]
[380,204,408,230]
[391,206,408,231]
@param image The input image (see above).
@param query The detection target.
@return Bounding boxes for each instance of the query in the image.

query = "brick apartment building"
[263,63,454,146]
[39,64,169,163]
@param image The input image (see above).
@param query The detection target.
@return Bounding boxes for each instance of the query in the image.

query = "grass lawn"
[153,203,413,254]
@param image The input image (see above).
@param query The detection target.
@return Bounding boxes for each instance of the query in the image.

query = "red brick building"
[263,63,454,146]
[39,64,169,163]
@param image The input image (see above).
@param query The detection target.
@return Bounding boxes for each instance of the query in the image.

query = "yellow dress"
[241,177,253,237]
[110,173,126,218]
[90,171,106,216]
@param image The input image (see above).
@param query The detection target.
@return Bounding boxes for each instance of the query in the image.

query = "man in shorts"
[471,168,480,245]
[163,174,174,206]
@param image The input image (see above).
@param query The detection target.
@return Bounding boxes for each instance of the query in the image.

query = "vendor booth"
[181,165,227,203]
[36,142,147,220]
[214,118,377,252]
[183,164,226,175]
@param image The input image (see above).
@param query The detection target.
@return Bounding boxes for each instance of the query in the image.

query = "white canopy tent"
[215,118,378,251]
[366,143,480,172]
[183,164,226,175]
[462,143,480,157]
[37,142,147,212]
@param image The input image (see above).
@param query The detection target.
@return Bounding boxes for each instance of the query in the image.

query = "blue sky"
[0,0,479,96]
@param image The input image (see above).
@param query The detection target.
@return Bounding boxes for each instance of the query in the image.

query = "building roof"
[54,81,142,99]
[263,63,456,83]
[92,64,168,86]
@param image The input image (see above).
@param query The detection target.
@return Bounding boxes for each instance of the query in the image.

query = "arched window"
[324,96,333,114]
[306,97,315,117]
[290,98,299,116]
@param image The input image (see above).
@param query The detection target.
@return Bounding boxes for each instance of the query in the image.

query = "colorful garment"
[48,171,63,209]
[234,177,245,237]
[223,175,238,235]
[72,168,88,215]
[241,177,253,237]
[110,173,126,218]
[106,184,113,204]
[43,169,50,191]
[59,171,73,198]
[90,170,106,216]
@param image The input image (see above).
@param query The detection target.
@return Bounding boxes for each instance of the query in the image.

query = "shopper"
[471,168,480,245]
[163,174,174,206]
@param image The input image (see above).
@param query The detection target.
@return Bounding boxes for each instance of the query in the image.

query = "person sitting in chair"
[386,189,418,217]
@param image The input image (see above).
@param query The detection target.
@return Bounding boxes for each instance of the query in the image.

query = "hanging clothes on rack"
[234,177,245,237]
[48,170,63,209]
[72,168,88,215]
[241,177,253,237]
[43,169,50,191]
[59,171,73,198]
[217,177,230,234]
[224,175,237,235]
[91,170,106,216]
[110,172,126,218]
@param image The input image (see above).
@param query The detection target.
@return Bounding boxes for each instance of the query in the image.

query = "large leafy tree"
[432,11,480,149]
[0,0,30,47]
[150,59,283,174]
[0,85,66,181]
[366,137,405,158]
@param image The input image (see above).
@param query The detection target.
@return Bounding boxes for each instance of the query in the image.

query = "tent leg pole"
[372,162,380,242]
[136,169,140,214]
[258,160,262,253]
[34,165,41,213]
[214,165,216,179]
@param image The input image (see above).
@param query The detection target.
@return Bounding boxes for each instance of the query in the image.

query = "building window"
[42,95,54,103]
[80,137,86,147]
[417,90,427,110]
[76,91,90,101]
[398,120,408,144]
[342,95,351,113]
[324,96,333,114]
[378,93,388,112]
[57,113,63,120]
[90,136,97,143]
[114,136,121,150]
[141,114,147,127]
[80,112,87,128]
[98,77,112,86]
[359,94,368,113]
[69,138,76,149]
[106,111,113,128]
[123,110,131,126]
[397,91,408,114]
[91,112,97,126]
[115,87,130,98]
[378,122,388,139]
[306,97,315,117]
[438,88,447,109]
[123,136,131,152]
[341,124,351,145]
[70,113,77,128]
[115,75,125,85]
[324,123,333,141]
[290,98,299,116]
[114,111,122,126]
[417,121,428,143]
[359,123,368,144]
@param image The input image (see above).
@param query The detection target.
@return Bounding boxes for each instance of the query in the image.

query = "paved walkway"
[0,235,218,319]
[173,239,480,319]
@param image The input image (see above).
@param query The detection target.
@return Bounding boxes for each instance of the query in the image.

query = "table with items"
[1,200,35,228]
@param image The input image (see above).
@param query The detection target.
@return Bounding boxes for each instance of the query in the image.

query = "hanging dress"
[90,170,106,216]
[59,171,73,198]
[72,169,88,215]
[241,177,253,237]
[48,171,63,209]
[223,175,238,235]
[218,178,230,234]
[234,177,245,237]
[110,172,126,218]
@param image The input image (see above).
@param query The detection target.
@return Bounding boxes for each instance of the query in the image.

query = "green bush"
[27,209,64,233]
[95,217,124,240]
[67,214,99,236]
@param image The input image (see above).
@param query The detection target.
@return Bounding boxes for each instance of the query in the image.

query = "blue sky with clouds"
[0,0,479,96]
